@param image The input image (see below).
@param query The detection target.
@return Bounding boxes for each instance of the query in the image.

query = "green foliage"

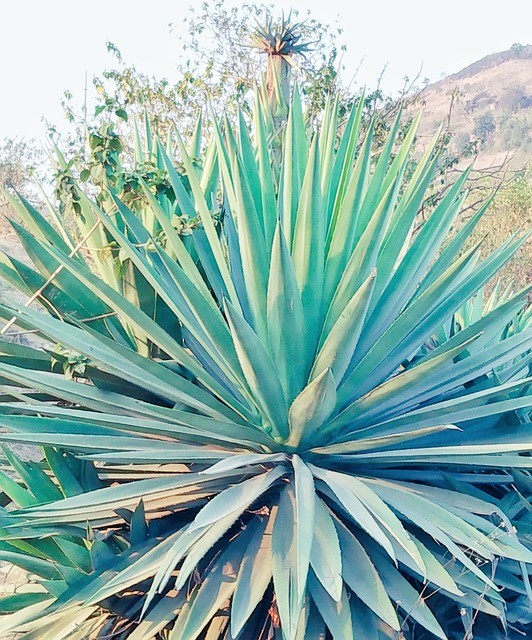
[0,139,43,193]
[0,138,45,232]
[473,113,496,148]
[500,113,532,153]
[0,81,531,640]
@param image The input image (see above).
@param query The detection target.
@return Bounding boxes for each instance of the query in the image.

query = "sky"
[1,0,531,143]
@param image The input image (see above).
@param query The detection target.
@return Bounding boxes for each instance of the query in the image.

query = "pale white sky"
[1,0,531,142]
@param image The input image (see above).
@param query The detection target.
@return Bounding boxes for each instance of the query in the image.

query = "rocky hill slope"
[416,44,532,168]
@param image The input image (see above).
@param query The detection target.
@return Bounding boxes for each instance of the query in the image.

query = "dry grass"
[465,175,532,295]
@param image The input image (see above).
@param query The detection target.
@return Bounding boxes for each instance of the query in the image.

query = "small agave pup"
[0,89,531,640]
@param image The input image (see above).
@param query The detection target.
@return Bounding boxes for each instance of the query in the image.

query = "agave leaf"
[214,117,270,340]
[278,96,304,251]
[349,441,532,461]
[2,447,62,503]
[312,424,460,455]
[9,233,242,411]
[291,134,324,349]
[333,333,482,429]
[392,535,463,596]
[18,472,238,523]
[189,110,203,159]
[395,328,532,416]
[367,543,448,640]
[373,127,442,296]
[318,97,338,220]
[98,196,252,395]
[299,600,327,640]
[380,110,421,194]
[143,111,153,155]
[230,511,274,637]
[308,571,354,640]
[312,468,395,562]
[0,592,52,615]
[292,455,315,591]
[288,369,336,447]
[0,301,237,421]
[200,132,228,216]
[188,467,285,533]
[0,600,58,639]
[418,196,493,296]
[417,289,530,365]
[159,513,244,610]
[8,221,130,344]
[132,116,145,164]
[350,596,395,640]
[252,90,277,248]
[272,462,314,640]
[0,470,38,507]
[312,269,376,383]
[342,232,531,402]
[0,249,119,342]
[225,300,289,439]
[349,109,403,249]
[80,449,234,464]
[81,533,184,609]
[0,549,63,581]
[0,533,51,564]
[44,448,84,498]
[138,176,219,308]
[20,606,102,640]
[366,479,504,581]
[324,117,374,299]
[290,89,308,178]
[0,250,33,296]
[364,170,471,344]
[53,537,91,574]
[326,92,365,220]
[128,591,185,640]
[343,377,532,438]
[311,465,424,574]
[161,135,240,308]
[267,220,307,402]
[310,496,343,602]
[229,155,270,340]
[201,453,287,475]
[236,109,264,233]
[169,538,245,640]
[2,191,75,258]
[357,454,532,468]
[150,245,255,402]
[223,201,253,324]
[0,404,273,451]
[324,179,397,338]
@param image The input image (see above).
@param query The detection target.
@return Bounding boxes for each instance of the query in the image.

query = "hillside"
[415,44,532,168]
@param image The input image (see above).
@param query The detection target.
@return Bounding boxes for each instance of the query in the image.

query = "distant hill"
[415,44,532,169]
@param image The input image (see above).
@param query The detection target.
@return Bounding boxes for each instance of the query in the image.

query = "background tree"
[0,138,46,243]
[473,113,496,148]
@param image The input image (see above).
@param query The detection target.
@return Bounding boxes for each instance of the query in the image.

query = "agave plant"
[0,89,531,640]
[428,283,532,383]
[247,12,314,133]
